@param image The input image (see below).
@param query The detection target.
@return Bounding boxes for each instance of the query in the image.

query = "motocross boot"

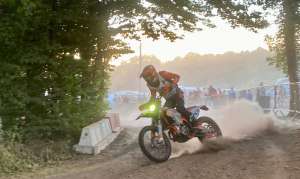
[180,124,190,136]
[188,115,195,123]
[169,123,181,136]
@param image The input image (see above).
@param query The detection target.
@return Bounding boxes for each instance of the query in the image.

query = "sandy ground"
[5,101,300,179]
[7,126,300,179]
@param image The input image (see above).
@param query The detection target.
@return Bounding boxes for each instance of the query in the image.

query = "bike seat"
[186,106,200,112]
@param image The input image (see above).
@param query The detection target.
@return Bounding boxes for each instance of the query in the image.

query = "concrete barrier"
[74,114,122,155]
[106,113,121,132]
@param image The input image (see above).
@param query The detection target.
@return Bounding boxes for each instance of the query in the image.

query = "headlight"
[149,104,156,112]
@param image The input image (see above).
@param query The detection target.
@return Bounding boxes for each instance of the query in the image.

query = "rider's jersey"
[147,71,180,99]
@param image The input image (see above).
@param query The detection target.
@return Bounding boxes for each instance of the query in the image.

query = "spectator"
[207,85,218,107]
[217,88,223,96]
[256,82,270,112]
[245,90,253,101]
[228,87,236,100]
[208,85,218,96]
[257,82,266,97]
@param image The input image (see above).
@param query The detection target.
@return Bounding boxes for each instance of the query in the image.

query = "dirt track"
[12,125,300,179]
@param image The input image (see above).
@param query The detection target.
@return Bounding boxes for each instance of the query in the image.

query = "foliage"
[263,0,300,111]
[265,0,300,74]
[0,0,268,142]
[265,30,289,74]
[0,144,35,175]
[0,0,114,141]
[0,140,74,175]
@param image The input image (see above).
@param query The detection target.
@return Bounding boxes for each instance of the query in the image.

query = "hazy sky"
[111,18,278,65]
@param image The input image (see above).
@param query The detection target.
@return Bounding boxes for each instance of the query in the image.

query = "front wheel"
[138,126,171,162]
[193,116,222,142]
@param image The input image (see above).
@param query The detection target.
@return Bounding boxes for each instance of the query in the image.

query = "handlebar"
[135,115,141,120]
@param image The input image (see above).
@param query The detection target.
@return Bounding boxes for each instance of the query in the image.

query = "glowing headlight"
[149,104,156,112]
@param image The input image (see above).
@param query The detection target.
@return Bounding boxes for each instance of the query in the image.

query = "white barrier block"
[74,118,121,155]
[105,113,121,132]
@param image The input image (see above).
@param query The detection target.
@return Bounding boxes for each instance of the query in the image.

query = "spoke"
[200,122,218,140]
[143,130,168,159]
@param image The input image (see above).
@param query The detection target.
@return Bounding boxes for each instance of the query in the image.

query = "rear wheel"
[138,126,171,162]
[193,116,222,142]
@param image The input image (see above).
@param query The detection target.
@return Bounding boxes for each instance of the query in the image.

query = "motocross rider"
[139,65,192,131]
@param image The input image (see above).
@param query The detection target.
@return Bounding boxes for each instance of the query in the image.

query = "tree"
[265,0,300,114]
[0,0,268,141]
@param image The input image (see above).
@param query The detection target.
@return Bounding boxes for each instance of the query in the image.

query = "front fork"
[151,119,163,141]
[151,105,164,143]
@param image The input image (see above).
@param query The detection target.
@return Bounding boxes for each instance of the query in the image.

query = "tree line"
[111,48,284,91]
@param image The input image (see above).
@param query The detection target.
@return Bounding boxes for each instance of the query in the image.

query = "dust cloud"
[114,100,294,159]
[171,100,277,158]
[211,100,275,139]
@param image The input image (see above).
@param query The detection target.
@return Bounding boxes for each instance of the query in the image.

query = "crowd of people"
[108,85,239,109]
[182,85,237,107]
[108,82,293,110]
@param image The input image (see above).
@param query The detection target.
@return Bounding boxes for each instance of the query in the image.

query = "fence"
[186,83,300,120]
[237,83,300,120]
[109,83,300,120]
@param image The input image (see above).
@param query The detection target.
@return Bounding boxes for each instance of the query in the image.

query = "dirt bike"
[136,96,222,163]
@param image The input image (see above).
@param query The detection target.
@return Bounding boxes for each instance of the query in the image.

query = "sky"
[111,18,278,65]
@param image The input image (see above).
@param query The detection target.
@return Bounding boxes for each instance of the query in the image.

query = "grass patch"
[0,140,75,177]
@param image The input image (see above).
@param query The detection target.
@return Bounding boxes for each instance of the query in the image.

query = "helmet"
[140,65,159,87]
[139,65,156,78]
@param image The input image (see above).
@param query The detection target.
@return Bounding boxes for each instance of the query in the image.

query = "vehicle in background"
[274,77,291,97]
